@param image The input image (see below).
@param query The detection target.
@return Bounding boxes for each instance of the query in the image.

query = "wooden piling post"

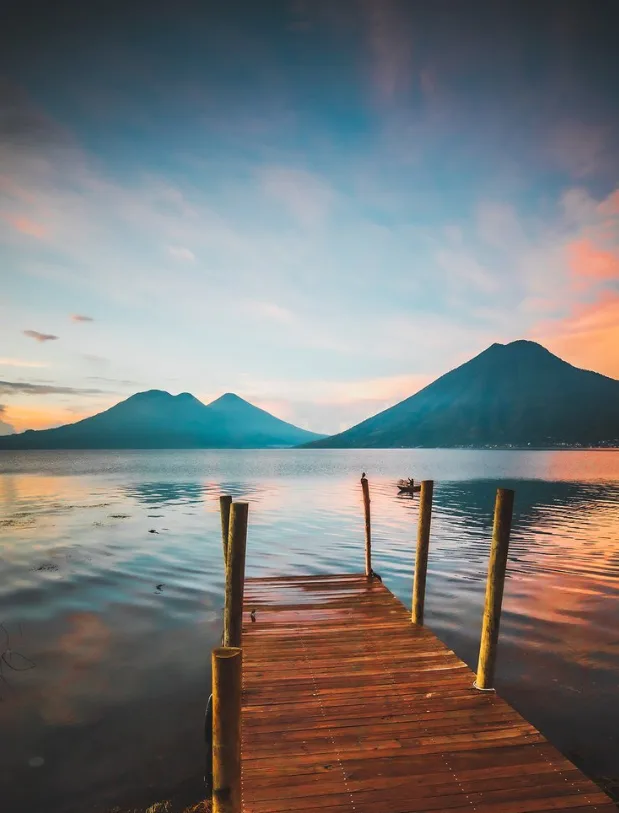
[223,501,248,648]
[219,495,232,566]
[475,488,515,690]
[412,480,434,625]
[361,474,371,577]
[212,646,242,813]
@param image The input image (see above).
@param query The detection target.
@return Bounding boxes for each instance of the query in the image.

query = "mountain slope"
[0,390,324,449]
[305,340,619,448]
[205,393,319,447]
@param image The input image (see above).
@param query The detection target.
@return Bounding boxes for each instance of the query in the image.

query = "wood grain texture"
[360,477,371,576]
[213,647,242,813]
[240,574,616,813]
[476,488,514,689]
[219,495,232,567]
[412,480,433,625]
[223,502,248,648]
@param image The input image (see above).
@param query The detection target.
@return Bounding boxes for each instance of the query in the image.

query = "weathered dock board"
[240,573,616,813]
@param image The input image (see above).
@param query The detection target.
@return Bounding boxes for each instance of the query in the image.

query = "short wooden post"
[219,495,232,566]
[212,646,242,813]
[412,480,434,625]
[361,474,371,577]
[475,488,515,690]
[223,502,248,648]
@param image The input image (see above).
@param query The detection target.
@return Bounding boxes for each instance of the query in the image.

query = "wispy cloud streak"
[23,330,58,342]
[0,381,106,396]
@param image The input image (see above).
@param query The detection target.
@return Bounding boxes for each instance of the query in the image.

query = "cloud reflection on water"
[0,449,618,811]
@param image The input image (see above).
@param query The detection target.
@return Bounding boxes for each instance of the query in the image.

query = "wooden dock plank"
[241,574,616,813]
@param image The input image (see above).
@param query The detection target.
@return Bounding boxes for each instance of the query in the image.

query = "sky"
[1,0,619,436]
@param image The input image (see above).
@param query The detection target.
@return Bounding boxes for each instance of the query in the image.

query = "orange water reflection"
[39,612,112,726]
[1,450,619,811]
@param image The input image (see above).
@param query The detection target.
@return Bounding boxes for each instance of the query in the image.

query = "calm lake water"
[1,449,618,812]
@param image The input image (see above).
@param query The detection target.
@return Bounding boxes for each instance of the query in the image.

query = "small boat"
[397,478,420,494]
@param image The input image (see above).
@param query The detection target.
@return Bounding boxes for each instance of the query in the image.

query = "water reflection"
[123,480,207,506]
[0,449,618,811]
[430,479,619,582]
[121,479,267,508]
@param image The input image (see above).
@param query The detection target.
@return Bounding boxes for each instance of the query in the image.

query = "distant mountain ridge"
[0,390,324,449]
[305,340,619,449]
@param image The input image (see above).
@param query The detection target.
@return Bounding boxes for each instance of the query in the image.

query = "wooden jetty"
[211,481,617,813]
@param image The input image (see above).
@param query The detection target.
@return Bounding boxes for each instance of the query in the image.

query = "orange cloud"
[4,404,89,432]
[252,399,294,422]
[2,213,47,238]
[323,373,432,405]
[568,239,619,286]
[535,291,619,379]
[0,357,49,368]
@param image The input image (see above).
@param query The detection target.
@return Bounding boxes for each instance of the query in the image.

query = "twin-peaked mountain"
[0,391,324,449]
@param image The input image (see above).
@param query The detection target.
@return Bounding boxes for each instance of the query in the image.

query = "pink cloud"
[240,372,432,408]
[534,291,619,379]
[326,373,432,405]
[2,213,47,238]
[252,398,295,422]
[568,239,619,286]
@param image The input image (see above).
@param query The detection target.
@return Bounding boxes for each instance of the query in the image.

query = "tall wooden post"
[475,488,515,690]
[212,646,242,813]
[223,502,248,648]
[361,474,371,577]
[412,480,434,625]
[219,495,232,566]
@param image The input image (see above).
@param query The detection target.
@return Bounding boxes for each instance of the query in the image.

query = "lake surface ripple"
[1,449,618,811]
